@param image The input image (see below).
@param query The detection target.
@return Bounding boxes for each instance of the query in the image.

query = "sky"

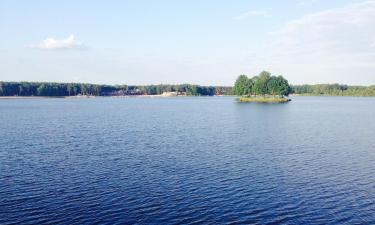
[1,0,375,85]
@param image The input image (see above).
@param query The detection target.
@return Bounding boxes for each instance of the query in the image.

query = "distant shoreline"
[0,96,98,99]
[2,81,375,97]
[0,95,231,99]
[0,96,64,99]
[288,93,375,97]
[1,95,375,100]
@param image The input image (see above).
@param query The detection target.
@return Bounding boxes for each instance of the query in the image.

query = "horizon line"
[1,80,375,87]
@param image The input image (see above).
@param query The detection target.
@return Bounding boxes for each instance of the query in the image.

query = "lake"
[0,96,374,224]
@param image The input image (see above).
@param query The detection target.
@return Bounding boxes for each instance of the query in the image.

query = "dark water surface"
[1,96,375,224]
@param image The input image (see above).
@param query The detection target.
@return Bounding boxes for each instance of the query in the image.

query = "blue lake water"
[0,96,375,224]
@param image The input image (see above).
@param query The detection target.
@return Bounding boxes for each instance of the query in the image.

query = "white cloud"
[298,0,319,6]
[31,35,83,49]
[276,1,375,56]
[262,1,375,84]
[371,37,375,47]
[234,10,270,20]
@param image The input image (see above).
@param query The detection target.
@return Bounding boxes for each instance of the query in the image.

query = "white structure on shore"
[161,92,178,97]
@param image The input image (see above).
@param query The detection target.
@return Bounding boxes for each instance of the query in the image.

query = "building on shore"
[161,92,178,97]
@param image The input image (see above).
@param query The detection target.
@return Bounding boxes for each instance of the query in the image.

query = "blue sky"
[1,0,374,85]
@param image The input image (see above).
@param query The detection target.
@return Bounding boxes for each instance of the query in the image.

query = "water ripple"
[1,97,375,224]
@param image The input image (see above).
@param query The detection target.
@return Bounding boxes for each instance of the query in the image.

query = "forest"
[0,82,232,97]
[1,80,375,97]
[233,71,291,97]
[291,84,375,96]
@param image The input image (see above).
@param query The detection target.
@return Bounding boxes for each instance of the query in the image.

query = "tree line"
[233,71,291,97]
[291,84,375,96]
[0,82,232,97]
[2,80,375,97]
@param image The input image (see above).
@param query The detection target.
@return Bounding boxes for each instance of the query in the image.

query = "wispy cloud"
[30,35,83,50]
[266,0,375,84]
[298,0,319,6]
[234,10,270,20]
[274,1,375,61]
[371,38,375,47]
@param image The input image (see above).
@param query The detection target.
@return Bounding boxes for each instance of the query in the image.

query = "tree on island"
[233,75,249,96]
[233,71,291,97]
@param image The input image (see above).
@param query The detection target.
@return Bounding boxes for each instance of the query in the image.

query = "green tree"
[234,75,249,96]
[0,82,3,96]
[266,76,279,96]
[275,76,290,96]
[253,71,271,96]
[67,84,74,96]
[244,78,254,96]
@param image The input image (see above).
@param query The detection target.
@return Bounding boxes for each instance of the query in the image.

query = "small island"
[233,71,291,103]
